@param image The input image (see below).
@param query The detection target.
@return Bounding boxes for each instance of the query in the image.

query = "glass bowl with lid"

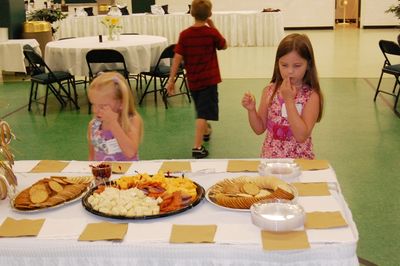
[258,159,301,183]
[250,198,304,232]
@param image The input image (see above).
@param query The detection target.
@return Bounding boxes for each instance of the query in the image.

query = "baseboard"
[362,25,399,29]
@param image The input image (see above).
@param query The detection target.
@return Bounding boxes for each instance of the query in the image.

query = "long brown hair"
[270,33,323,121]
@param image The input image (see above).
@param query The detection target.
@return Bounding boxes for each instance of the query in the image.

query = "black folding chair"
[23,45,80,116]
[373,40,400,114]
[139,44,190,109]
[86,49,132,90]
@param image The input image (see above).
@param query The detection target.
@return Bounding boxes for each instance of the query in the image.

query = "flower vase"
[107,28,116,41]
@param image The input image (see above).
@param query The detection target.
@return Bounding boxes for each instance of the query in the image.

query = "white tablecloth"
[0,159,359,265]
[44,35,168,76]
[0,39,40,73]
[55,11,284,47]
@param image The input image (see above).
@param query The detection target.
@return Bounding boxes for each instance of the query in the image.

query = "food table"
[54,11,284,47]
[44,35,168,76]
[0,159,358,265]
[0,39,41,73]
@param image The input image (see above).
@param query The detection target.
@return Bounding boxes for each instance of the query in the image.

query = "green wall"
[0,0,25,38]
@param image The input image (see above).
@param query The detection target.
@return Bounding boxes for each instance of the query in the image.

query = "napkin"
[29,160,69,173]
[292,182,330,196]
[170,224,217,243]
[78,222,128,241]
[112,162,132,174]
[0,217,45,237]
[159,161,192,173]
[261,230,310,251]
[305,211,347,229]
[226,160,260,172]
[294,159,329,171]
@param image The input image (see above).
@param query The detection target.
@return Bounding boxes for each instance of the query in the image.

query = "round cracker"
[30,189,48,203]
[49,180,64,192]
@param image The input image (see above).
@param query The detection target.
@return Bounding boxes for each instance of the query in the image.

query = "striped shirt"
[175,26,226,91]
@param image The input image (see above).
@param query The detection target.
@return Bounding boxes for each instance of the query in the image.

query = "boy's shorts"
[190,85,219,121]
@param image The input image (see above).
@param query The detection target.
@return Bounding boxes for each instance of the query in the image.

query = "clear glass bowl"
[250,198,305,232]
[258,159,301,183]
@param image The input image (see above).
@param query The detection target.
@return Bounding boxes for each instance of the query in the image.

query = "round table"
[44,35,168,76]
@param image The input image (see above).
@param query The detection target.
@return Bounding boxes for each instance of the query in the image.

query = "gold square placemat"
[78,222,128,241]
[0,217,45,237]
[294,159,329,171]
[227,160,260,172]
[159,161,192,173]
[305,211,348,229]
[29,160,69,173]
[292,182,330,196]
[170,224,217,243]
[261,230,310,251]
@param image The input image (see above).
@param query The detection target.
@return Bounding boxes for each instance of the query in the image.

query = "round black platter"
[81,180,205,220]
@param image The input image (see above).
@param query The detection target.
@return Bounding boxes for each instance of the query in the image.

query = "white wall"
[156,0,336,28]
[360,0,398,27]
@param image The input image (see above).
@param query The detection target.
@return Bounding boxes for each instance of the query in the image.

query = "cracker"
[49,180,64,192]
[30,189,49,203]
[242,183,260,196]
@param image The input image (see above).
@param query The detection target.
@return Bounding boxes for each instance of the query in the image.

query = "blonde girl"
[88,72,143,161]
[242,33,323,159]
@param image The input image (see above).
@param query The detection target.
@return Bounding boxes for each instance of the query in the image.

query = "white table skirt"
[0,39,40,73]
[54,11,284,47]
[44,35,168,76]
[0,159,359,265]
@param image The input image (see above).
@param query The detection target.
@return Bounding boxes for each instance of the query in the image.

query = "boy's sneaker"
[203,123,212,142]
[192,145,209,159]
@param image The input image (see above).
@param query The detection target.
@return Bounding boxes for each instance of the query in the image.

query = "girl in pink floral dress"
[242,33,323,159]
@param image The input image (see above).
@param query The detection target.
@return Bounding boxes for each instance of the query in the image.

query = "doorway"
[335,0,361,27]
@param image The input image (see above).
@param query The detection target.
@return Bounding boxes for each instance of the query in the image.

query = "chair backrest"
[23,45,49,76]
[152,44,178,72]
[86,49,128,78]
[379,40,400,66]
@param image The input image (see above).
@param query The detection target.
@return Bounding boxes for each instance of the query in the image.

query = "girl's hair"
[191,0,212,21]
[271,33,323,121]
[89,72,141,134]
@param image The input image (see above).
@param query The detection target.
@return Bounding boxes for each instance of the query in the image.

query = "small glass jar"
[91,163,112,186]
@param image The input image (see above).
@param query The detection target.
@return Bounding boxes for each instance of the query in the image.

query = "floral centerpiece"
[27,8,68,34]
[101,16,122,41]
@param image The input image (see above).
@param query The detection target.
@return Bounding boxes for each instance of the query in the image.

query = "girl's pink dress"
[261,83,315,159]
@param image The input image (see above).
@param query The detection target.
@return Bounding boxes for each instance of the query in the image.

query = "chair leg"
[57,81,79,109]
[373,72,384,101]
[28,82,36,111]
[139,75,153,105]
[43,85,50,116]
[48,83,66,106]
[394,79,400,112]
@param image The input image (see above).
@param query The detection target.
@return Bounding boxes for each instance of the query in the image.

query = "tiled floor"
[0,25,399,265]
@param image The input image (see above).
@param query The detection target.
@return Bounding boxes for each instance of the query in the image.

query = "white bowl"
[258,160,301,183]
[250,199,305,232]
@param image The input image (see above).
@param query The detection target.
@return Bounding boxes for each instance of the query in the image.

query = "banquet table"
[0,159,359,265]
[0,39,41,73]
[44,35,168,76]
[55,11,284,47]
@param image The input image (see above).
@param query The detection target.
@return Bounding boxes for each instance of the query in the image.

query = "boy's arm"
[206,18,227,50]
[166,53,184,95]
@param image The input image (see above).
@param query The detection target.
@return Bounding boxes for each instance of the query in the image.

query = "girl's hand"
[97,105,118,124]
[280,78,297,102]
[242,92,256,111]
